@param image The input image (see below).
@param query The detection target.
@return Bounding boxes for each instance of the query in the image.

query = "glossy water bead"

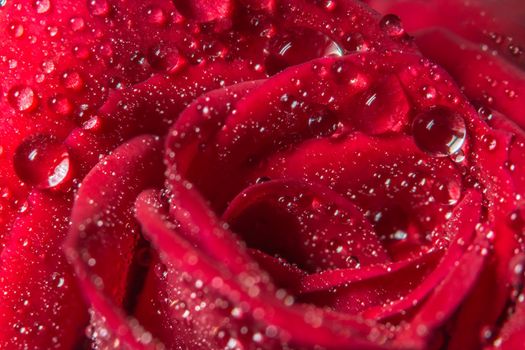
[412,107,466,157]
[13,134,72,189]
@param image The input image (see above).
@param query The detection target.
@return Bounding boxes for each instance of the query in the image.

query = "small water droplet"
[48,95,73,116]
[82,115,103,130]
[8,22,24,38]
[33,0,50,13]
[41,59,55,73]
[412,107,466,157]
[0,0,7,7]
[72,45,90,59]
[47,25,58,37]
[147,44,184,73]
[314,0,336,11]
[307,109,339,137]
[482,134,497,151]
[343,32,369,52]
[8,85,38,112]
[13,134,72,189]
[61,70,83,90]
[508,44,523,57]
[420,85,437,100]
[379,14,405,38]
[88,0,109,17]
[69,16,85,31]
[146,6,167,25]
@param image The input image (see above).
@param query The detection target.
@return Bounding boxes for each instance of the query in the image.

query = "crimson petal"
[135,188,391,349]
[223,179,390,273]
[66,135,164,349]
[0,191,87,349]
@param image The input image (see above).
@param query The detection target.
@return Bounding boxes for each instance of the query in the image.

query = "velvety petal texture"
[0,0,524,350]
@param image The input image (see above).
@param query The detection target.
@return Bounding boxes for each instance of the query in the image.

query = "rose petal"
[223,179,390,272]
[414,28,525,130]
[395,225,492,349]
[0,191,87,349]
[66,135,165,349]
[135,188,391,349]
[263,133,462,257]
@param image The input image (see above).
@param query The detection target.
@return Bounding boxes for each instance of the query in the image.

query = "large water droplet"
[8,85,38,112]
[266,28,343,74]
[13,134,72,189]
[412,107,466,157]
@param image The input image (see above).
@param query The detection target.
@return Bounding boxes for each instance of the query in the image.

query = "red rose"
[0,0,524,349]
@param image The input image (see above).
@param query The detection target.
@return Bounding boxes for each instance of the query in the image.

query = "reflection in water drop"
[266,28,344,74]
[33,0,50,14]
[379,14,405,38]
[8,85,38,112]
[412,107,466,157]
[13,134,72,189]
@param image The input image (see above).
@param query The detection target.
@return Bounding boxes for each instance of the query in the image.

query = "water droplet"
[8,85,38,112]
[343,32,369,52]
[41,59,55,73]
[47,25,58,37]
[412,107,466,157]
[452,149,465,163]
[420,85,437,100]
[88,0,109,17]
[147,44,184,73]
[61,70,83,90]
[48,95,73,116]
[314,0,336,11]
[146,6,167,25]
[82,115,103,130]
[266,28,343,74]
[13,134,72,189]
[33,0,50,13]
[307,109,339,137]
[482,134,497,151]
[379,14,405,38]
[0,0,7,7]
[72,45,90,59]
[508,44,523,57]
[8,22,24,38]
[69,16,85,31]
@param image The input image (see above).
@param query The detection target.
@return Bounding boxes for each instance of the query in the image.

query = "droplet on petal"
[13,134,72,189]
[33,0,50,13]
[69,16,85,31]
[412,107,466,157]
[88,0,109,17]
[8,85,38,112]
[61,70,83,90]
[146,6,167,25]
[8,22,24,38]
[147,44,185,73]
[48,95,73,116]
[379,14,405,38]
[266,28,343,74]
